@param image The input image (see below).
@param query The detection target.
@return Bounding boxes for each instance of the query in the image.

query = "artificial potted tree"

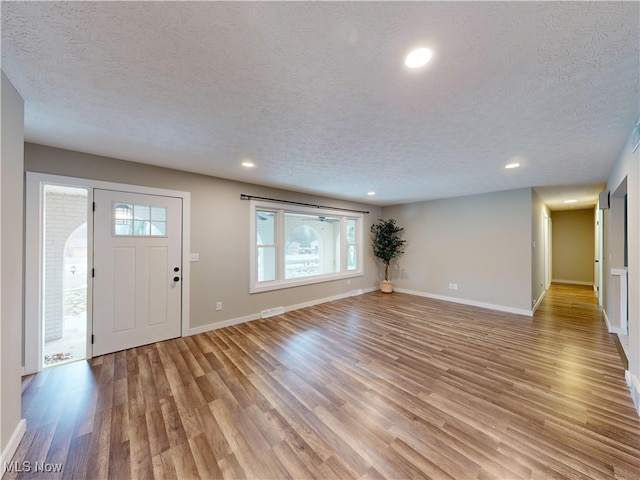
[370,218,406,293]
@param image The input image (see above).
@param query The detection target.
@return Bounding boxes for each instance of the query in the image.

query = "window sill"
[251,271,363,294]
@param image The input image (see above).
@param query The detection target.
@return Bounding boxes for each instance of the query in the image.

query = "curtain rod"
[240,194,369,214]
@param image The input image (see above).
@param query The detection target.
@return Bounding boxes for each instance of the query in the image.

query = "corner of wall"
[0,420,26,478]
[625,370,640,416]
[1,70,26,462]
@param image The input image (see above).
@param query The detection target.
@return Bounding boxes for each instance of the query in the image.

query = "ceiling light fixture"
[367,191,376,196]
[505,163,520,169]
[405,48,432,69]
[563,199,577,204]
[241,161,255,168]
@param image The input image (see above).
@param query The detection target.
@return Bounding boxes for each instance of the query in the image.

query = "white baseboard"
[187,287,377,336]
[532,289,547,314]
[188,312,261,335]
[603,309,627,335]
[625,371,640,416]
[551,279,593,286]
[393,288,533,317]
[282,287,376,314]
[1,419,26,478]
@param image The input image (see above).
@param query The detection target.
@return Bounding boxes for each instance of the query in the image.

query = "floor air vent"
[261,306,285,319]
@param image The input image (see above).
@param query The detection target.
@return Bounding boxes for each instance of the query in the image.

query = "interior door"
[93,189,182,356]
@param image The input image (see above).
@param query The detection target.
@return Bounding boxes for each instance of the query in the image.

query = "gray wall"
[25,143,382,332]
[1,72,25,456]
[551,208,595,285]
[382,188,533,313]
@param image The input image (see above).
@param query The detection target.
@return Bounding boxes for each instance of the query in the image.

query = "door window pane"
[114,203,133,235]
[114,203,167,237]
[151,206,166,221]
[151,222,167,236]
[133,204,150,235]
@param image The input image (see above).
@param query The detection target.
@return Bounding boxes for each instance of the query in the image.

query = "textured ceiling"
[2,1,638,208]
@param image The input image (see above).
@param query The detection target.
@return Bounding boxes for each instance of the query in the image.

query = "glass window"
[284,213,340,279]
[114,203,133,235]
[257,211,276,282]
[346,218,358,271]
[250,201,363,293]
[114,203,167,237]
[151,206,167,236]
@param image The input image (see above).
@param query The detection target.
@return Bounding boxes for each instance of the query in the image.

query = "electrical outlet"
[190,253,199,262]
[216,301,222,311]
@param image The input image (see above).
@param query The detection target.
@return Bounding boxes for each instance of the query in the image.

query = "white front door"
[93,189,182,356]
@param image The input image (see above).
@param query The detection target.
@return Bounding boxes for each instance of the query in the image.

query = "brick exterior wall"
[43,190,87,342]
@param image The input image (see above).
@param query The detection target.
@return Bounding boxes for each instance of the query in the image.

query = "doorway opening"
[42,185,88,367]
[25,172,191,374]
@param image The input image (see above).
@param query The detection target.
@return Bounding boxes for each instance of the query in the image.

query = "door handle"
[173,276,180,282]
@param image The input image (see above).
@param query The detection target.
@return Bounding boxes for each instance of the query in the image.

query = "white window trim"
[249,200,363,293]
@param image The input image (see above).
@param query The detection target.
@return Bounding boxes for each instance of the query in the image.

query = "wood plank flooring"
[7,284,640,479]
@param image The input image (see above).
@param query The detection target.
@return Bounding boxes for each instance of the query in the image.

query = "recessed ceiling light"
[367,191,376,196]
[505,163,520,169]
[563,199,577,204]
[241,161,255,168]
[405,48,432,69]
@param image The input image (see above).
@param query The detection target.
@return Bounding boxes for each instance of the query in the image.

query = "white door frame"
[544,214,552,290]
[596,208,604,306]
[25,172,191,374]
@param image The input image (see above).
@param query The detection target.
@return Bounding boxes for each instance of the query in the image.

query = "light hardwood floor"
[8,284,640,479]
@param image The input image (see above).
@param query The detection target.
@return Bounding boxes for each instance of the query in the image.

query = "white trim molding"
[610,268,628,335]
[603,309,627,335]
[551,279,594,286]
[1,419,26,478]
[625,370,640,416]
[393,288,533,317]
[532,289,547,314]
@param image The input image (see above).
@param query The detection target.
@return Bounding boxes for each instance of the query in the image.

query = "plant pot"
[381,281,393,293]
